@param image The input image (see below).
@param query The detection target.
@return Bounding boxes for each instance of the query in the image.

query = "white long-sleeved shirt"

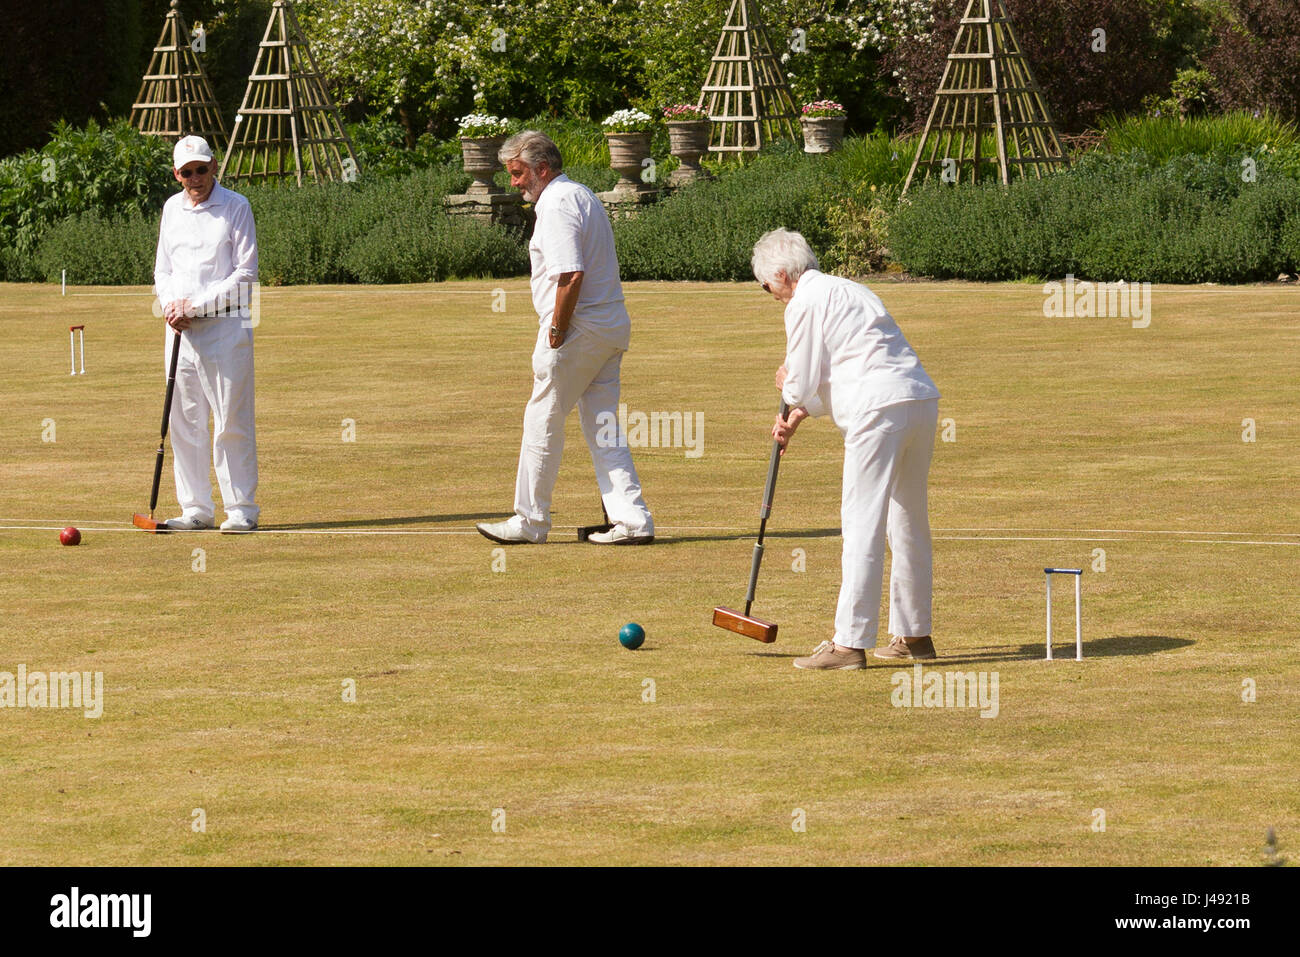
[154,182,258,319]
[529,174,631,350]
[781,270,939,430]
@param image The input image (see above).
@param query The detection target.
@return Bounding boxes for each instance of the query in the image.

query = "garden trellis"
[902,0,1068,193]
[218,0,360,185]
[697,0,800,157]
[129,1,229,150]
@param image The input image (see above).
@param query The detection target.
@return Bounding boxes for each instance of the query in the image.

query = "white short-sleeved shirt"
[781,270,939,430]
[154,182,258,319]
[529,174,630,350]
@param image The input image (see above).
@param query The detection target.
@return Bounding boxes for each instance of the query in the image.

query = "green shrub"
[25,161,518,287]
[1099,111,1300,162]
[244,181,371,285]
[614,151,848,282]
[832,132,916,192]
[1279,209,1300,273]
[890,163,1300,283]
[246,164,470,284]
[821,187,897,276]
[0,246,39,282]
[33,210,158,285]
[347,117,455,179]
[344,216,529,283]
[0,119,173,262]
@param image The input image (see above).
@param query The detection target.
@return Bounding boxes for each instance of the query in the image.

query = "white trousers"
[835,398,938,649]
[514,325,653,536]
[166,319,259,524]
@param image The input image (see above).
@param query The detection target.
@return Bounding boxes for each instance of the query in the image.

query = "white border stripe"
[2,523,1299,546]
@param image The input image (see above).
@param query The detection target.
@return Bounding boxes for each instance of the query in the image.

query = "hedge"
[889,152,1300,282]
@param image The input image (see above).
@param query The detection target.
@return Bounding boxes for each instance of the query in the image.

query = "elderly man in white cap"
[476,130,654,545]
[753,228,941,669]
[153,135,260,532]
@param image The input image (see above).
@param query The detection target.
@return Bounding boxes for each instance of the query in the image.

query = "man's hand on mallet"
[165,299,193,331]
[773,406,807,454]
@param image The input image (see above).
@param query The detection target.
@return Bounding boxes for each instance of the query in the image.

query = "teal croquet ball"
[618,622,645,650]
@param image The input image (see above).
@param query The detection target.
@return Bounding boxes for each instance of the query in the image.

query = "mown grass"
[0,280,1295,865]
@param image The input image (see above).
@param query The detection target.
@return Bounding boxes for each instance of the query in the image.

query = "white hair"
[499,130,563,173]
[751,228,819,285]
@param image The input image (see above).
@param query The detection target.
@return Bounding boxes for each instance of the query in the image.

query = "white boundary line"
[3,522,1299,546]
[7,518,1294,537]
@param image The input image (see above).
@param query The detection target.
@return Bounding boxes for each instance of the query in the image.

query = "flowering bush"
[300,1,934,142]
[663,104,708,122]
[305,0,641,142]
[802,100,847,118]
[602,110,656,134]
[457,114,511,138]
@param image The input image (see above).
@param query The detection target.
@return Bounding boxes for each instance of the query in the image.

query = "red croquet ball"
[60,526,81,546]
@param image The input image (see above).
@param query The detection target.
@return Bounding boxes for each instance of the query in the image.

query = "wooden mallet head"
[712,606,778,643]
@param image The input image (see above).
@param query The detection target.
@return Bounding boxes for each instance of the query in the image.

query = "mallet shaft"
[148,331,183,515]
[743,399,789,615]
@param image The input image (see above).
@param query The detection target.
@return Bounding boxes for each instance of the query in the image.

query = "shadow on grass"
[267,514,487,530]
[662,527,842,545]
[910,635,1194,665]
[744,635,1192,664]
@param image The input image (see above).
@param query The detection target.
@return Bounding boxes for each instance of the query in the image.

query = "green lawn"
[0,279,1295,865]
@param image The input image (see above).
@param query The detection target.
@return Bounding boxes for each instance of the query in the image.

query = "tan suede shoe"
[793,640,868,670]
[872,636,937,660]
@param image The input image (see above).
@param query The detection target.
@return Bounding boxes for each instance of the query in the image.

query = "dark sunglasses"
[180,165,210,178]
[762,282,771,294]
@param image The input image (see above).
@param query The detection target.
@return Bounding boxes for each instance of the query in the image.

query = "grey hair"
[499,130,563,173]
[751,227,819,285]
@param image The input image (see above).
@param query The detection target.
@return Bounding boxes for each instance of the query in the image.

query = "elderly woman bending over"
[754,228,941,670]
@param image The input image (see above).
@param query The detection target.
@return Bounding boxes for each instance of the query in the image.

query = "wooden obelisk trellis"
[129,1,228,150]
[902,0,1068,193]
[218,0,360,185]
[697,0,800,157]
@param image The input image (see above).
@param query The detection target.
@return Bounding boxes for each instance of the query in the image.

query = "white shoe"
[163,516,212,531]
[476,517,545,544]
[585,523,654,545]
[220,516,258,533]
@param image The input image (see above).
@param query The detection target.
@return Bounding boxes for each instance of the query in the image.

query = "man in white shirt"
[477,130,654,545]
[754,228,941,669]
[153,135,260,532]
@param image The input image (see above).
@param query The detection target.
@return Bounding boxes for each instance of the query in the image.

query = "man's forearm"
[552,271,584,332]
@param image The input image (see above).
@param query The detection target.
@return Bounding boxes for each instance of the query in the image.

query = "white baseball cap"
[173,135,214,170]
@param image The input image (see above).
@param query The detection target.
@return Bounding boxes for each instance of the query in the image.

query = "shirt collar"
[536,173,570,202]
[183,181,227,211]
[791,268,822,303]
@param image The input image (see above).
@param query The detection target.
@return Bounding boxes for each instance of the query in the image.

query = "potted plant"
[457,113,511,195]
[663,104,712,185]
[602,109,657,192]
[801,100,847,153]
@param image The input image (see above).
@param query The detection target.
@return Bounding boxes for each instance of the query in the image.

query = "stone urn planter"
[667,120,712,186]
[460,135,506,195]
[801,116,846,154]
[605,132,654,193]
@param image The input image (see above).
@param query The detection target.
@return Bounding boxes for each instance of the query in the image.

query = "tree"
[886,0,1189,135]
[0,0,144,158]
[1205,0,1300,122]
